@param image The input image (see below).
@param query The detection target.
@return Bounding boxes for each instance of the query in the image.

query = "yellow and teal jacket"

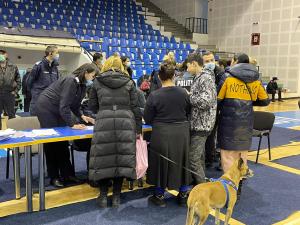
[217,63,270,150]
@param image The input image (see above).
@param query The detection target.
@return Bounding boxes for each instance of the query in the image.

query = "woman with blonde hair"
[88,55,142,208]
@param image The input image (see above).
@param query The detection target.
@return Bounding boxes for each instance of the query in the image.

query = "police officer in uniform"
[27,46,60,115]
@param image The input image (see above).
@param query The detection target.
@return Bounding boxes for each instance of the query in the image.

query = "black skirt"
[146,122,192,190]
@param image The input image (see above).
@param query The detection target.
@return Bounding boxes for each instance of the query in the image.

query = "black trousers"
[36,97,74,180]
[99,177,123,195]
[73,139,91,171]
[270,90,282,101]
[24,97,31,112]
[0,92,16,130]
[44,141,74,179]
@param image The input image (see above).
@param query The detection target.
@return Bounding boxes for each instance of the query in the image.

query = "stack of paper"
[0,129,16,141]
[31,129,58,136]
[86,126,94,130]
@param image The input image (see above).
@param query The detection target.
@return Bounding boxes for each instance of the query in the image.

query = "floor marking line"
[0,183,152,218]
[272,211,300,225]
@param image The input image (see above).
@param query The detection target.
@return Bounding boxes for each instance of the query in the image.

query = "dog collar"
[209,178,238,208]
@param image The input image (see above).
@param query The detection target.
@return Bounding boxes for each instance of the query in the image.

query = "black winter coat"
[88,70,142,183]
[217,64,270,150]
[27,58,59,104]
[0,61,21,94]
[22,71,31,98]
[266,81,278,93]
[36,76,86,127]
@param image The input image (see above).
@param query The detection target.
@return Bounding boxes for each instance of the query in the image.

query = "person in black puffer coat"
[88,55,142,208]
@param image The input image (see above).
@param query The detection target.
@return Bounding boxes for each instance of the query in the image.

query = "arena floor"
[0,99,299,225]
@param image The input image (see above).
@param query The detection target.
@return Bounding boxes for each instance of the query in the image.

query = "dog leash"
[147,148,211,182]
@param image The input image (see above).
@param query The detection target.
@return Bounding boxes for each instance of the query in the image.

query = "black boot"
[50,178,64,188]
[97,181,109,208]
[112,194,121,208]
[112,178,123,208]
[148,194,166,207]
[177,191,188,206]
[138,179,143,188]
[128,180,134,190]
[96,192,108,208]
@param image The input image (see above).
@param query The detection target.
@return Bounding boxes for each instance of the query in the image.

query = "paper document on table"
[31,129,59,136]
[86,126,94,130]
[0,129,16,137]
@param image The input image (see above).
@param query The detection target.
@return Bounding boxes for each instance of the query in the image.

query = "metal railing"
[185,17,208,34]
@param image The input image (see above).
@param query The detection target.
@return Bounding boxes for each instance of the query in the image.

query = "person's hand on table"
[72,124,86,130]
[81,115,95,125]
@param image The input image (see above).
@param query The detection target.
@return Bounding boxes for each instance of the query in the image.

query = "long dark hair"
[72,63,99,83]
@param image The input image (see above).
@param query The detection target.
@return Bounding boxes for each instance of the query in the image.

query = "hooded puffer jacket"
[88,70,142,184]
[217,63,270,150]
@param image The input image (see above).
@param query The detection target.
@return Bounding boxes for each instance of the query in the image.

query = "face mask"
[204,62,215,71]
[53,54,60,61]
[0,54,6,62]
[85,79,93,87]
[126,62,131,67]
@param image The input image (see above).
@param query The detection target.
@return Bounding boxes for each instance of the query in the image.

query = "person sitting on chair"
[267,77,283,102]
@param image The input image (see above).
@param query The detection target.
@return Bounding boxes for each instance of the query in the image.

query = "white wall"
[208,0,300,93]
[193,33,208,45]
[195,0,208,19]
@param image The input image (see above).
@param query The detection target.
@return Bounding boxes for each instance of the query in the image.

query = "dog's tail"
[186,202,198,225]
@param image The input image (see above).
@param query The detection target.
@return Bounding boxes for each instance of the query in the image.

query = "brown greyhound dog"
[186,158,248,225]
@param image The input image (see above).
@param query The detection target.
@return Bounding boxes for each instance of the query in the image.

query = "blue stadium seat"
[170,36,176,43]
[92,43,101,52]
[0,0,194,58]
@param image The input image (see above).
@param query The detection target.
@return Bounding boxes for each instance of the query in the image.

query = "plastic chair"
[252,111,275,163]
[6,117,40,179]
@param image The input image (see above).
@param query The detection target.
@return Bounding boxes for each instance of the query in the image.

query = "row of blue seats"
[99,37,182,48]
[1,1,139,9]
[103,40,189,50]
[105,47,191,56]
[79,35,171,43]
[3,4,139,11]
[0,5,139,14]
[15,1,138,8]
[27,0,136,4]
[1,14,146,24]
[83,35,179,45]
[1,9,145,21]
[3,23,157,38]
[10,8,139,16]
[82,44,190,61]
[3,0,137,6]
[77,33,164,41]
[2,17,151,31]
[3,21,159,38]
[1,9,141,19]
[105,45,190,54]
[1,20,173,46]
[2,17,146,28]
[2,18,150,31]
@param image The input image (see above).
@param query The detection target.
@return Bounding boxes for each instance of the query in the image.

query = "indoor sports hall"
[0,0,300,225]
